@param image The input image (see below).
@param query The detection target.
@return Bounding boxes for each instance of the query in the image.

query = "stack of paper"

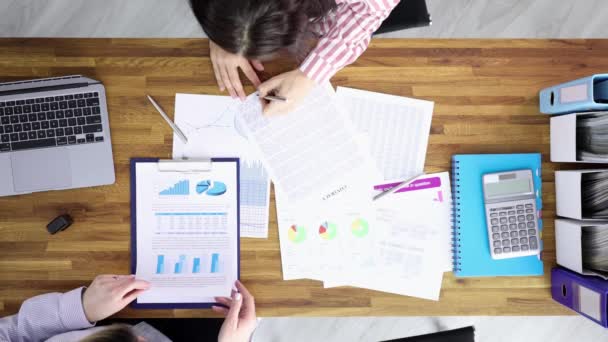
[172,94,271,238]
[234,85,450,300]
[171,84,448,300]
[234,84,380,220]
[276,172,452,301]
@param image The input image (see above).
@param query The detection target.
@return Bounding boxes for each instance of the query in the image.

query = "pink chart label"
[374,177,442,193]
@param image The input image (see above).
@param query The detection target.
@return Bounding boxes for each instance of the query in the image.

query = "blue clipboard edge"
[129,157,241,309]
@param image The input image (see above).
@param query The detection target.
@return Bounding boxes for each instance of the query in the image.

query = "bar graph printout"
[134,161,238,304]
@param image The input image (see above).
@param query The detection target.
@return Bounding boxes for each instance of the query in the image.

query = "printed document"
[134,161,239,304]
[336,87,434,180]
[236,84,380,220]
[172,94,271,238]
[372,172,453,271]
[275,190,323,281]
[323,172,452,300]
[275,187,378,282]
[276,172,452,301]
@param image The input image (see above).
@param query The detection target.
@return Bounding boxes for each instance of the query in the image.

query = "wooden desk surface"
[1,38,605,318]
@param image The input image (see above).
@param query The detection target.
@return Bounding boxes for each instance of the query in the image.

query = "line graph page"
[172,94,271,238]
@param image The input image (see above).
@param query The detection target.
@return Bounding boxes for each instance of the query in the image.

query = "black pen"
[263,95,288,102]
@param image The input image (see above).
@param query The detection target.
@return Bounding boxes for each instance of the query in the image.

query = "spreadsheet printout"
[337,87,434,181]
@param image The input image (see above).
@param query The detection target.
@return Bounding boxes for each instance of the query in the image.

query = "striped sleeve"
[300,0,400,83]
[0,287,94,341]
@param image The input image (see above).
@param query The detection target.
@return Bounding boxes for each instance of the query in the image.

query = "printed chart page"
[321,201,445,301]
[332,203,445,301]
[276,187,379,282]
[134,161,238,304]
[321,173,452,300]
[236,84,380,220]
[275,190,323,281]
[373,172,453,272]
[173,94,271,238]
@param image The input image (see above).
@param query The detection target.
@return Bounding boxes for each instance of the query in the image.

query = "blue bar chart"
[156,255,164,274]
[193,257,201,273]
[154,253,222,275]
[211,253,219,273]
[159,180,190,196]
[174,255,186,274]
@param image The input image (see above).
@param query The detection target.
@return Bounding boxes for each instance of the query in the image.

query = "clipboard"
[130,157,240,309]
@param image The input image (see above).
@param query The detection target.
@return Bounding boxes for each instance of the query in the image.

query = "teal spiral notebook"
[451,153,544,277]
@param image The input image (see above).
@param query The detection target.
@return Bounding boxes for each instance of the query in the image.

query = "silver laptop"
[0,75,115,196]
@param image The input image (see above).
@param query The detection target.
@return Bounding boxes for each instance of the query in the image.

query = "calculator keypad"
[486,201,540,259]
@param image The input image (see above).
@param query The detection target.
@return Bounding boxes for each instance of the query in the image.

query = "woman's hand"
[213,280,257,342]
[82,275,150,323]
[209,40,264,100]
[257,69,315,116]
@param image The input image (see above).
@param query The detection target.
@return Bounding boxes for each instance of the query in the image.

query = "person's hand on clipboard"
[213,280,258,342]
[82,274,151,323]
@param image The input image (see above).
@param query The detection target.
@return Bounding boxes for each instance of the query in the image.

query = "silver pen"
[373,173,424,201]
[146,94,188,144]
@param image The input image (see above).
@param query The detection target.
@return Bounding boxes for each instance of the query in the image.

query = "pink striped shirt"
[300,0,400,84]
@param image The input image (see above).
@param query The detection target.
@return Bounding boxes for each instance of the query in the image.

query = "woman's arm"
[0,287,94,342]
[257,0,400,115]
[0,274,150,342]
[300,0,400,83]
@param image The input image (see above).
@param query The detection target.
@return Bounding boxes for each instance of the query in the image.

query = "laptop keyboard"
[0,92,105,153]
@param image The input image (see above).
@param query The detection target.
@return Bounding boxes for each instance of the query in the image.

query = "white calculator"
[482,169,540,260]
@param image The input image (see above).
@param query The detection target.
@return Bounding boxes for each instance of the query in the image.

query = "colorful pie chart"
[351,218,369,237]
[288,225,306,243]
[319,221,337,240]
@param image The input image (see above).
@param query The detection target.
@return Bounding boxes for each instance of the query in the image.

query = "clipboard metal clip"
[157,158,212,172]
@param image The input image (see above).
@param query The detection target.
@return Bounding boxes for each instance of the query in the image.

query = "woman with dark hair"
[190,0,400,115]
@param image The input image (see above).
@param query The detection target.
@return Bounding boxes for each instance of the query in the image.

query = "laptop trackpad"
[11,148,72,192]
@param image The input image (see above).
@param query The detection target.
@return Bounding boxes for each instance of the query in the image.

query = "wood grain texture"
[0,38,603,318]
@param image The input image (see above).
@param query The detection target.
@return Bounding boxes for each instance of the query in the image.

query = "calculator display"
[485,179,531,197]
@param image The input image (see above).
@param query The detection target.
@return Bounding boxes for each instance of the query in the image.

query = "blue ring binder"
[540,74,608,114]
[452,159,462,272]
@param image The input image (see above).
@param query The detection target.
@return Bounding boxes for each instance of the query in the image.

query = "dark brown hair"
[79,325,138,342]
[190,0,336,59]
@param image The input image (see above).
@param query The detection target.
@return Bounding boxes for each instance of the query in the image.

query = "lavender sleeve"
[0,287,95,342]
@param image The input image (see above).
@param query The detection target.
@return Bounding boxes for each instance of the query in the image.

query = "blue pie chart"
[196,180,226,196]
[196,180,210,194]
[207,181,226,196]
